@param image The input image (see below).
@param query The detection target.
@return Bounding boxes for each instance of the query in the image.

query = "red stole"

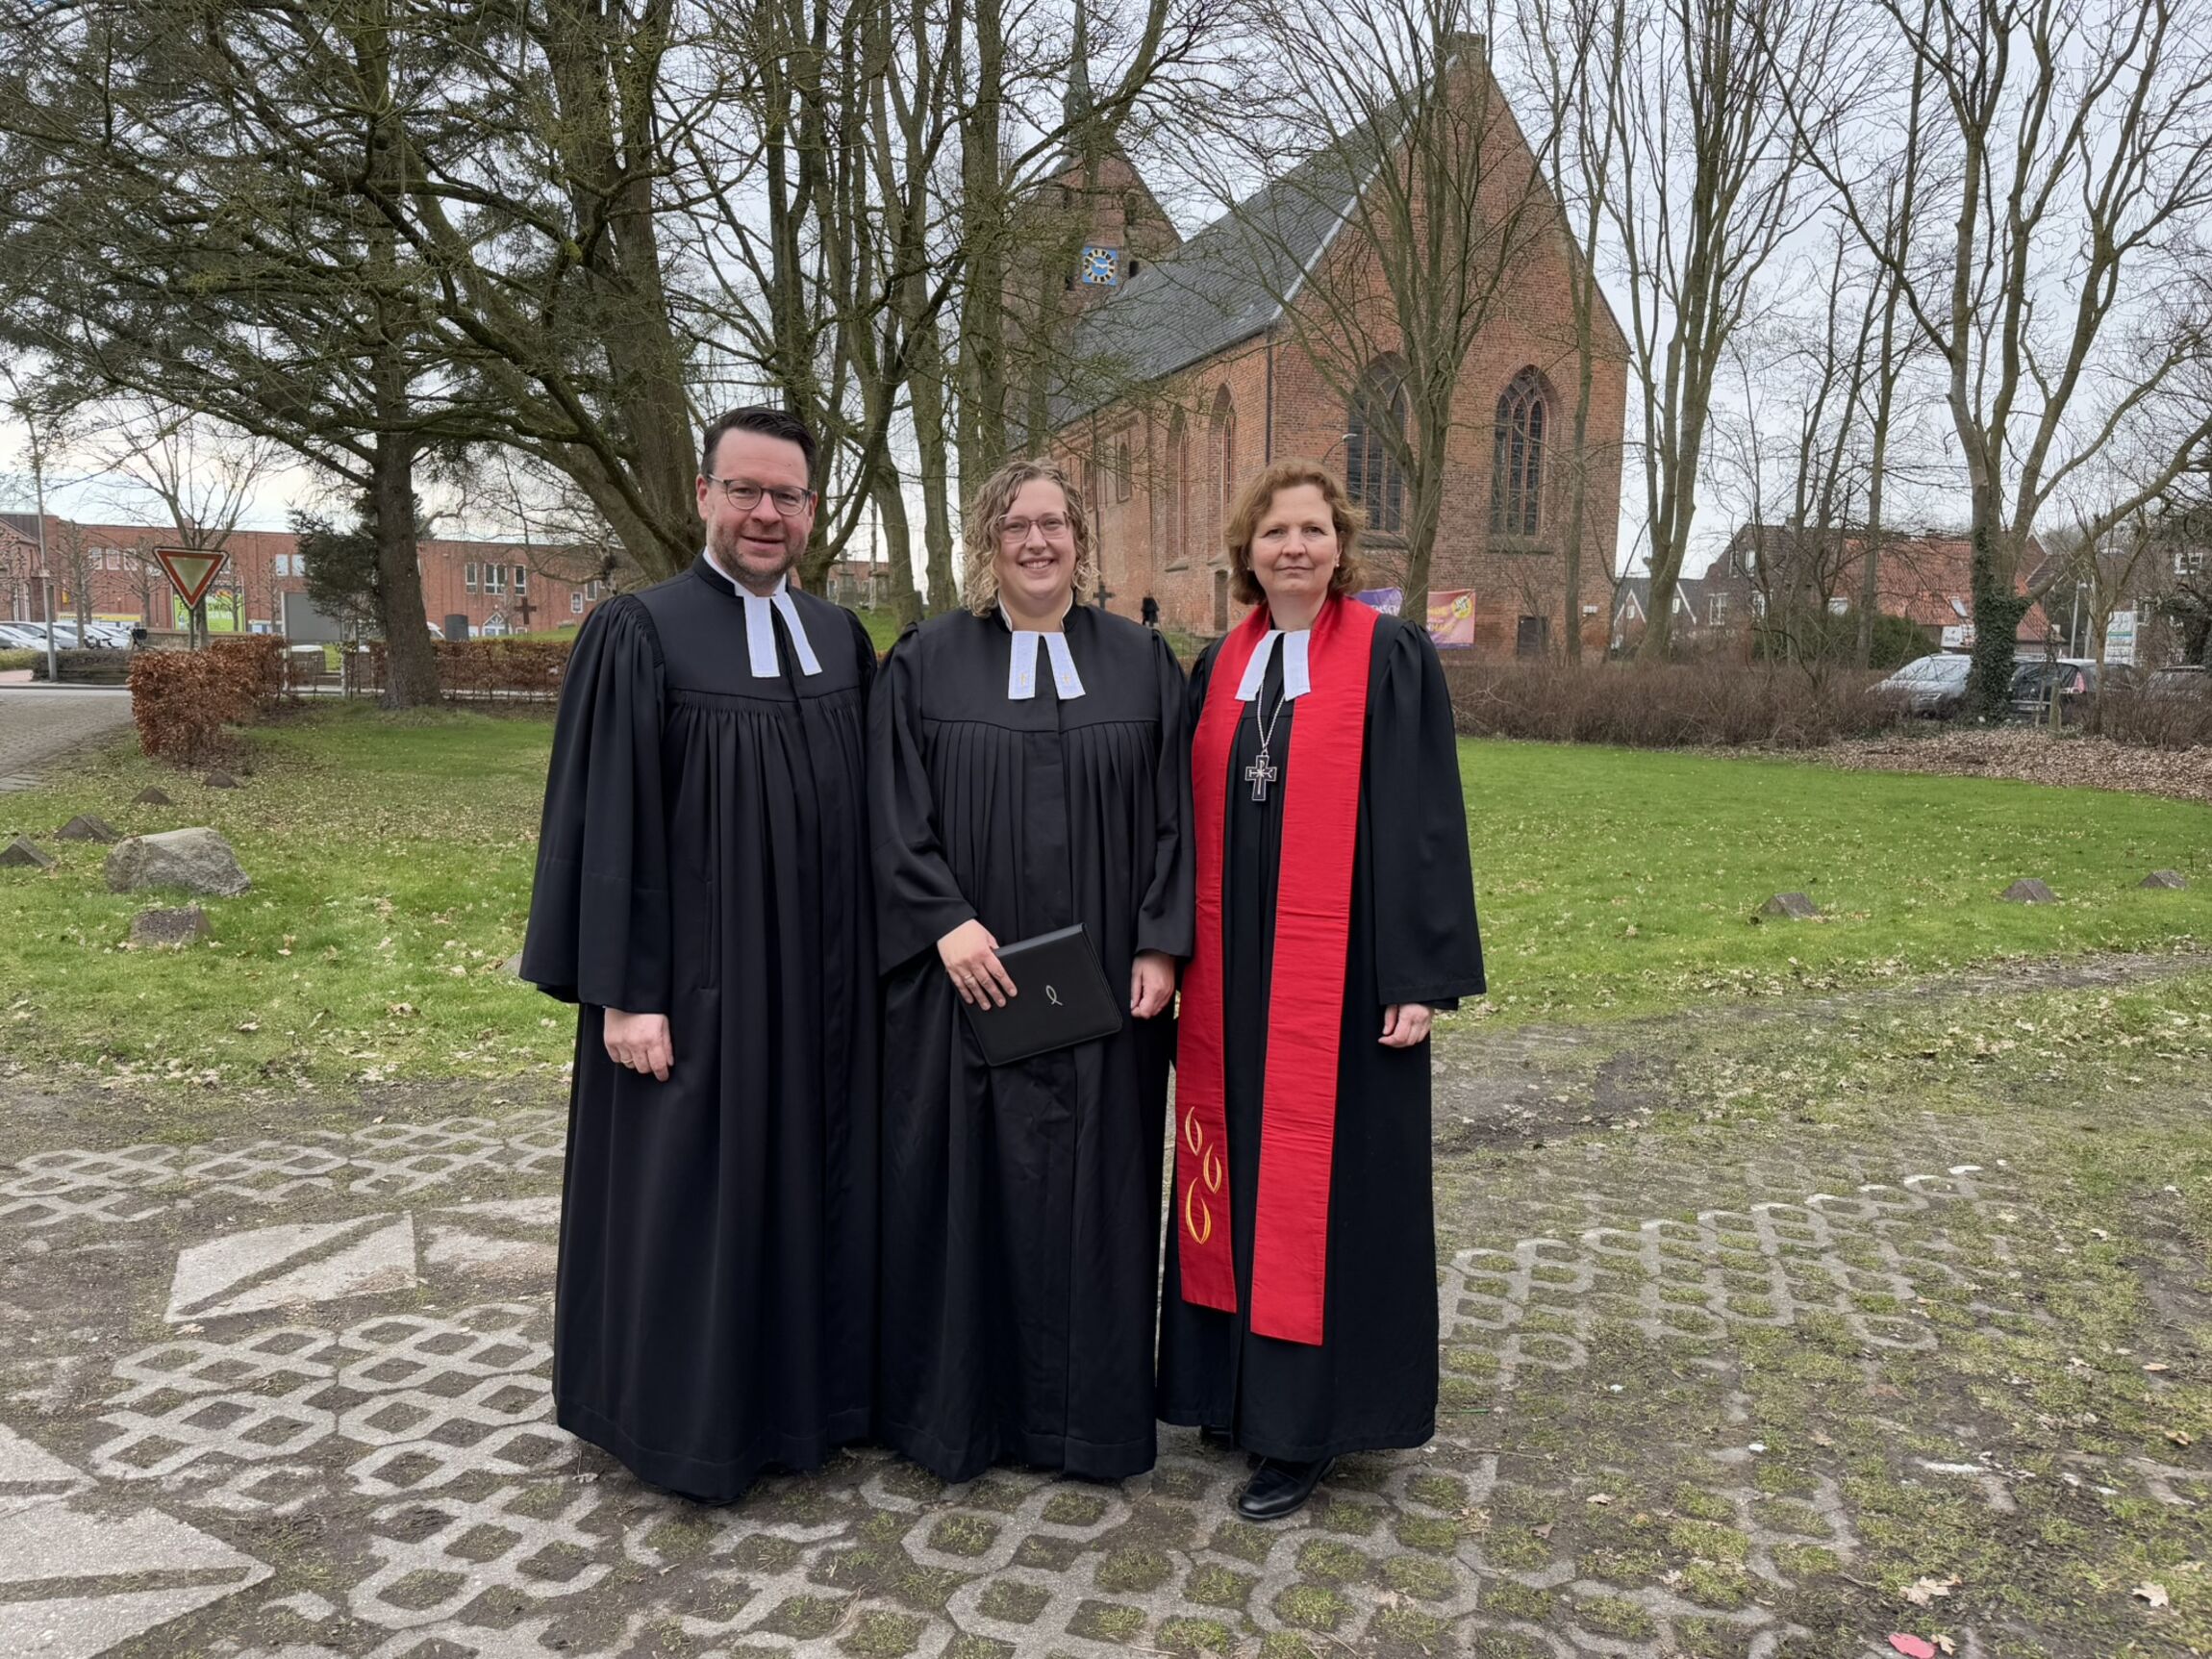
[1176,594,1377,1345]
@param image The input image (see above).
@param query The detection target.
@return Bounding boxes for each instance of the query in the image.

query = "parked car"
[0,621,79,650]
[1876,651,1974,716]
[2007,658,2097,723]
[2143,664,2208,699]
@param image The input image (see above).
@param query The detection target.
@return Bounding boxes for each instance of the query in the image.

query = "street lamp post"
[32,464,56,683]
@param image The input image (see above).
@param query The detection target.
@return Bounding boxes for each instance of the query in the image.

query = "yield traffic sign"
[153,548,227,610]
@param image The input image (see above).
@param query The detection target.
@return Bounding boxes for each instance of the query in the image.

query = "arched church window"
[1168,411,1192,564]
[1492,369,1548,538]
[1346,363,1406,537]
[1210,388,1237,548]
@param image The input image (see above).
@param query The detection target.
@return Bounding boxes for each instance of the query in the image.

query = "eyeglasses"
[704,475,815,515]
[997,515,1071,542]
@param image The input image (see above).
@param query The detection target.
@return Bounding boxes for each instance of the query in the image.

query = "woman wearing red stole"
[1159,459,1484,1521]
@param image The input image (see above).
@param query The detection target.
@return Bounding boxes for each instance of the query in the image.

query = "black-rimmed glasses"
[704,474,816,515]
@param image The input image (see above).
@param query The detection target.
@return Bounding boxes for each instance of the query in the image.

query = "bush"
[128,637,289,765]
[365,638,572,700]
[1752,608,1931,672]
[2083,685,2212,751]
[0,648,36,672]
[1440,659,1909,749]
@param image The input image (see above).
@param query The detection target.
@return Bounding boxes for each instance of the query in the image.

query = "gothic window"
[1114,436,1133,502]
[1210,388,1237,549]
[1168,411,1192,565]
[1346,363,1406,537]
[1491,369,1548,538]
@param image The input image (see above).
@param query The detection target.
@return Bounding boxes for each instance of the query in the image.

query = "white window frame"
[569,591,584,615]
[483,564,505,594]
[465,563,478,592]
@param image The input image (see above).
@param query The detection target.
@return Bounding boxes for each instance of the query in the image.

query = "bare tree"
[1516,0,1630,659]
[1612,0,1839,658]
[98,405,281,644]
[1790,0,2212,713]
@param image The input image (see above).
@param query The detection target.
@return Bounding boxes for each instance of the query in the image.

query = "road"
[0,686,134,791]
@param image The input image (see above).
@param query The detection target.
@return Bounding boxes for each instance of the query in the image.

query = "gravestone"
[2000,878,2056,904]
[130,786,176,807]
[1,836,54,869]
[105,828,251,897]
[56,814,120,844]
[130,906,211,947]
[1755,892,1822,921]
[2141,869,2189,891]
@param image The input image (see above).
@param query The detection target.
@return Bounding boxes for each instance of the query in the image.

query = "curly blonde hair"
[963,458,1100,616]
[1223,460,1365,607]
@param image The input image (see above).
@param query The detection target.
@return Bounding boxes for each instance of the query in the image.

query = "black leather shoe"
[1235,1456,1333,1521]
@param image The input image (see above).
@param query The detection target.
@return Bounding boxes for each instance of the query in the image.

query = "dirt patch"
[1813,726,2212,803]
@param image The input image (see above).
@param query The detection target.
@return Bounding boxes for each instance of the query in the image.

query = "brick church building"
[1040,48,1627,655]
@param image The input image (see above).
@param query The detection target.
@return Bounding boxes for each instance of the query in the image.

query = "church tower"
[1005,3,1182,450]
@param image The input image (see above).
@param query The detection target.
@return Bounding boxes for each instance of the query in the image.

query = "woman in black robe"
[870,458,1193,1483]
[1158,459,1483,1521]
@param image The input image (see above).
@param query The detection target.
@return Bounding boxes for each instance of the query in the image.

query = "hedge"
[127,637,289,765]
[1439,658,1910,748]
[365,638,572,700]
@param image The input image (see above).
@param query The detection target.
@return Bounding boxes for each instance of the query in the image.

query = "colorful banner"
[1355,587,1403,616]
[171,591,243,633]
[1427,589,1476,648]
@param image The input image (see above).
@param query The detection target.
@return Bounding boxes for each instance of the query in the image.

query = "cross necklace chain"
[1245,686,1288,802]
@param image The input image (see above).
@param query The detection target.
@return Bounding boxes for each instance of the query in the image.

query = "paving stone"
[130,904,211,947]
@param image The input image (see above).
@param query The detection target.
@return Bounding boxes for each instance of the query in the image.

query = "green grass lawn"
[0,712,2204,1086]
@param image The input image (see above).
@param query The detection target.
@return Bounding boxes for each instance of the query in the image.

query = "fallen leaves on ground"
[1818,728,2212,804]
[1902,1576,1959,1608]
[2135,1582,2172,1609]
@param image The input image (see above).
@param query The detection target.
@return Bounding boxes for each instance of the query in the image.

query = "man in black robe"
[1159,607,1483,1502]
[520,407,877,1502]
[869,462,1193,1482]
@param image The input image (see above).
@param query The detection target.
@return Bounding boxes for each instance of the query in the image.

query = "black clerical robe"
[1158,611,1483,1462]
[870,606,1193,1482]
[520,559,878,1502]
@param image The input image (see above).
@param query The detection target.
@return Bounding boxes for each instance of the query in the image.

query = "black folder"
[959,922,1123,1065]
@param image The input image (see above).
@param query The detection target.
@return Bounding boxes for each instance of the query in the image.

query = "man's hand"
[939,919,1018,1008]
[1379,1003,1432,1048]
[1131,950,1177,1018]
[604,1009,673,1081]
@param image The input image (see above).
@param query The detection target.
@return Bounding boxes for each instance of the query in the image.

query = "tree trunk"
[371,429,440,710]
[1966,501,2023,718]
[871,455,921,629]
[913,314,961,612]
[954,0,1008,499]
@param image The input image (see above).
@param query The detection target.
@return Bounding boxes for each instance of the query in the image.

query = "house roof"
[1051,139,1377,425]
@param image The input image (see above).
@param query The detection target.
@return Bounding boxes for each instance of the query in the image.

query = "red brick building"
[1,514,615,638]
[1042,55,1629,654]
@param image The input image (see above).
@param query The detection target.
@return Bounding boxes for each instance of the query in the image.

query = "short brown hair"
[1222,460,1365,608]
[962,459,1100,616]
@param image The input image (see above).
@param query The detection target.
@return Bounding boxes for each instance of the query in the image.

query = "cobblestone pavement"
[0,687,134,792]
[0,976,2204,1659]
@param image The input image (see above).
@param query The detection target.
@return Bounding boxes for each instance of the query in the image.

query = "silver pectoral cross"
[1245,749,1279,802]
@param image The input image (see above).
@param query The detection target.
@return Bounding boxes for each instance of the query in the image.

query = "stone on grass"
[1,835,55,869]
[1755,892,1822,921]
[202,769,240,790]
[2141,869,2189,891]
[56,814,120,843]
[501,952,524,976]
[131,786,176,807]
[130,906,210,947]
[104,828,251,897]
[2001,878,2056,904]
